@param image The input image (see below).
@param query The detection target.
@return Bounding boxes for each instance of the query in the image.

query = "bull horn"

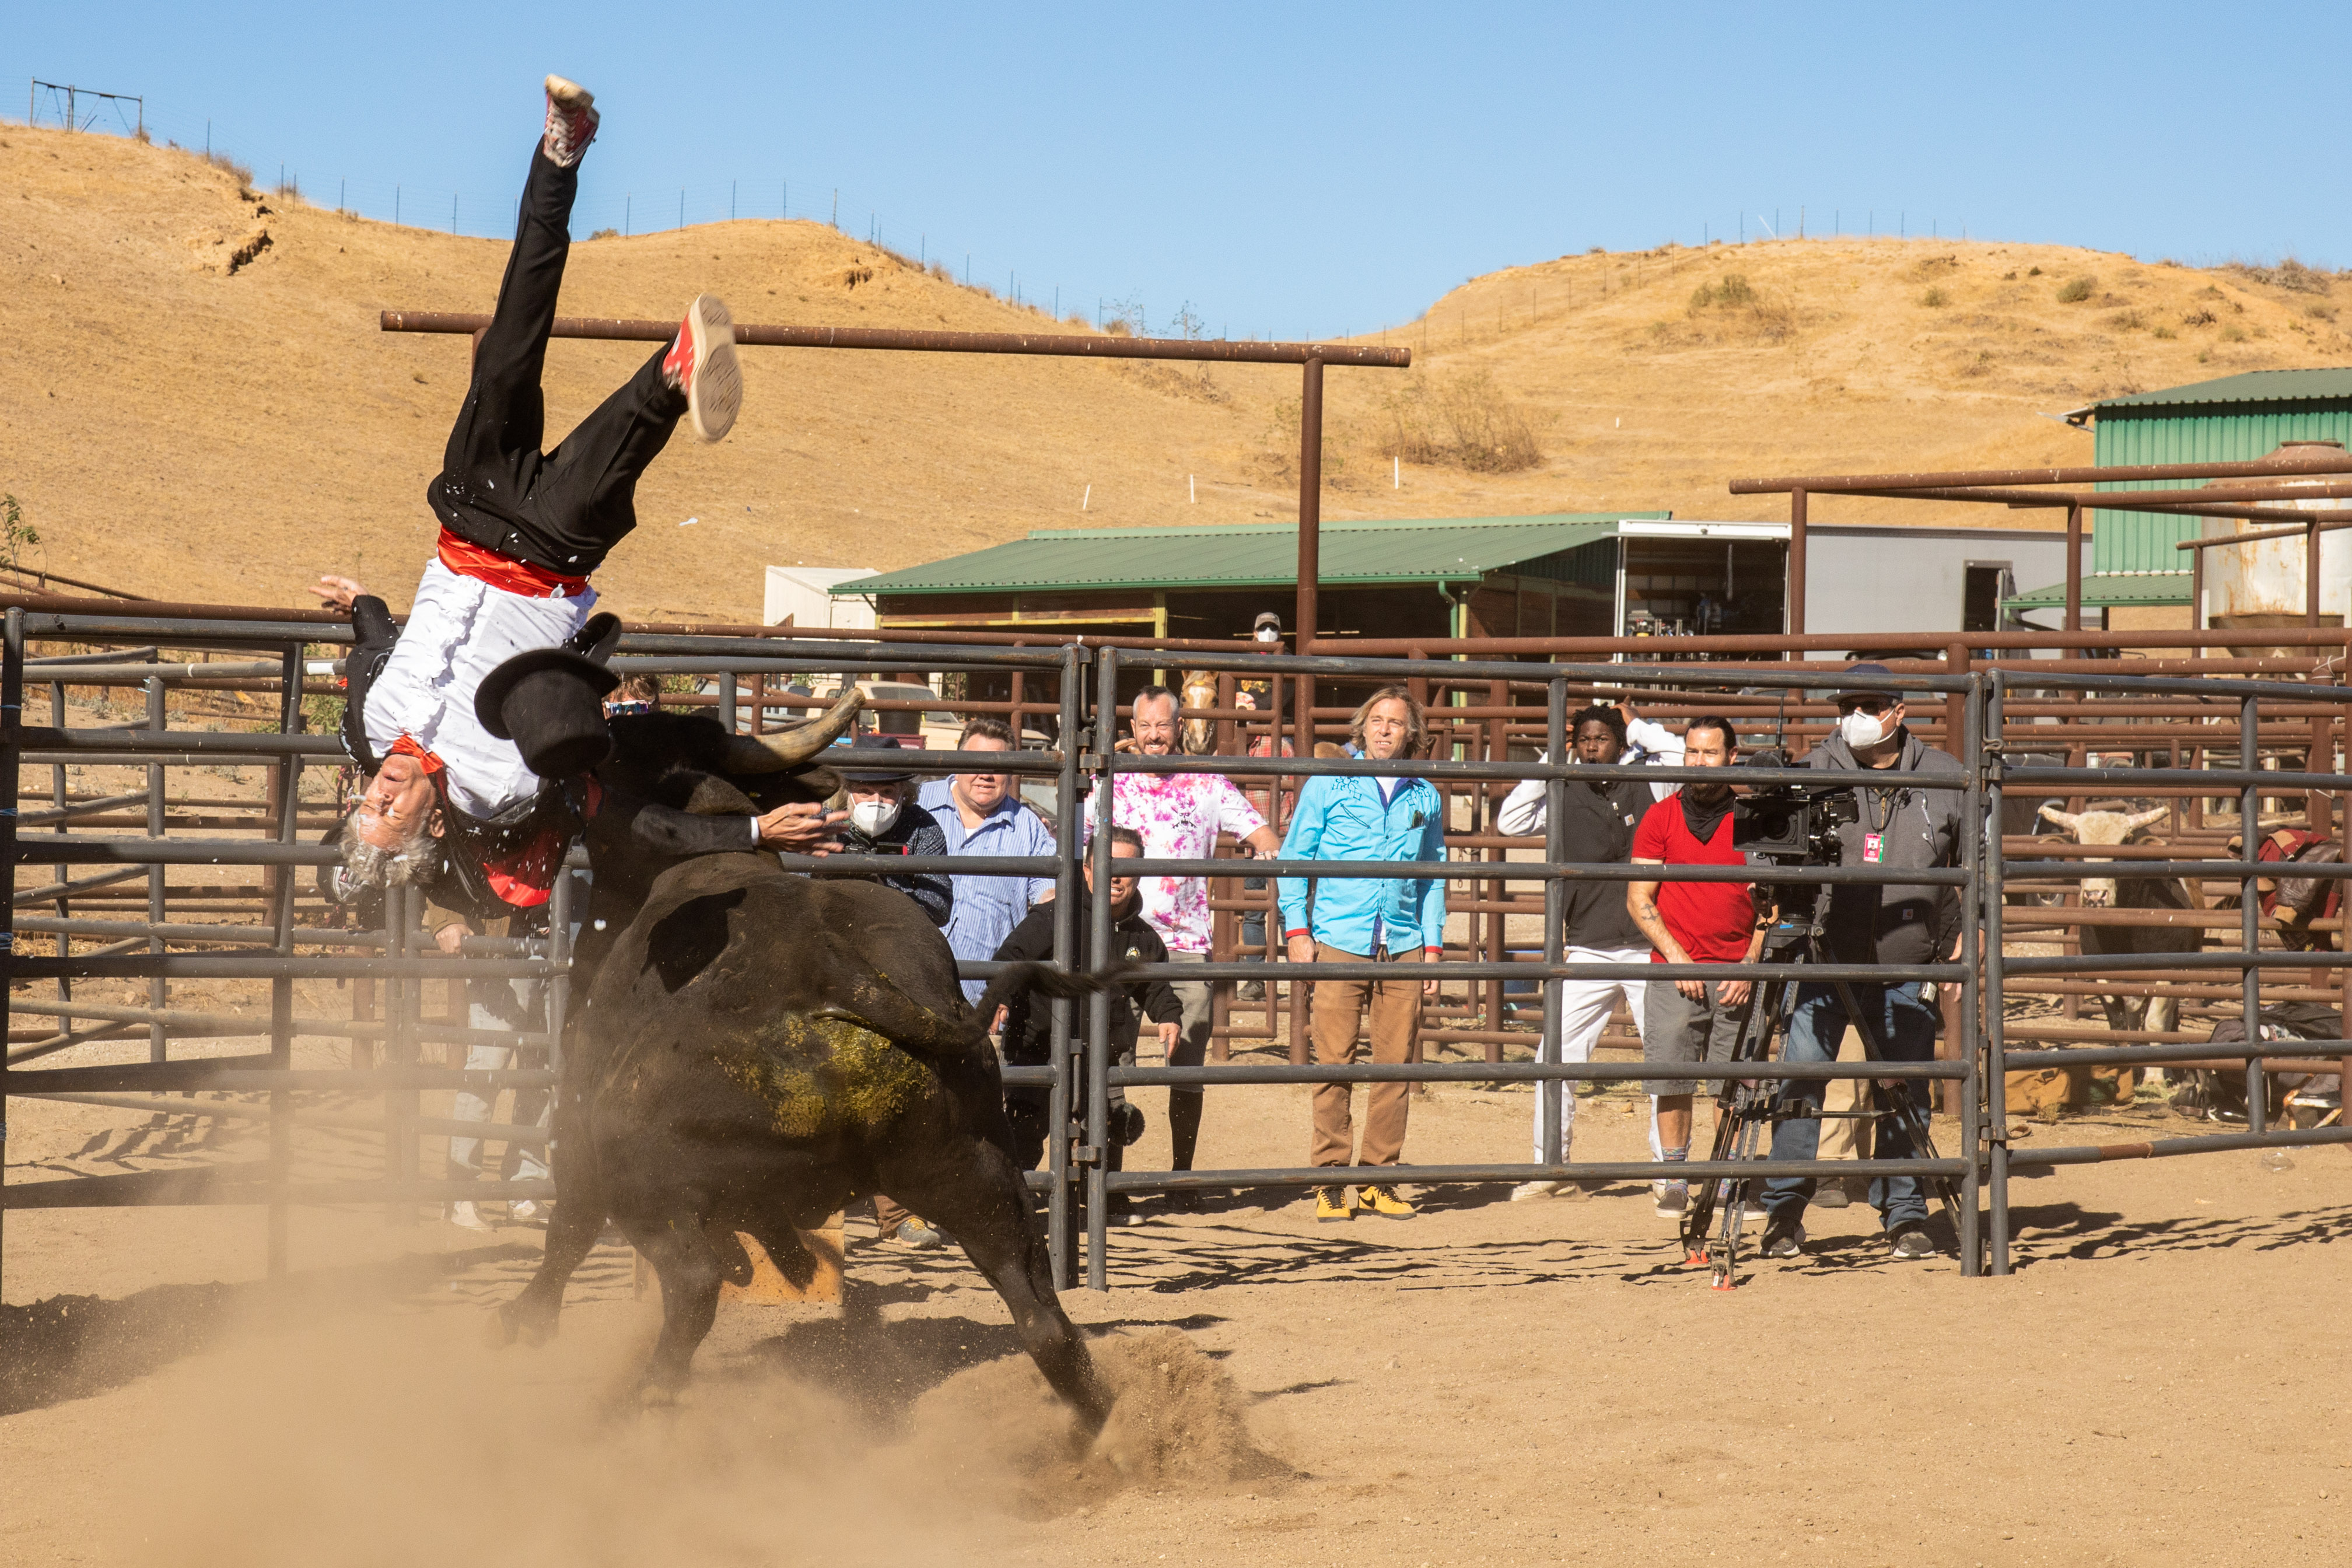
[2038,804,2082,831]
[720,688,864,772]
[2124,805,2172,832]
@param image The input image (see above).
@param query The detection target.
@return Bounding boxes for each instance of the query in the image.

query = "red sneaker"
[541,75,598,168]
[662,294,741,443]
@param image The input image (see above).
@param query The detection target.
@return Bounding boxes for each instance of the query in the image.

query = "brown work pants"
[1309,942,1427,1169]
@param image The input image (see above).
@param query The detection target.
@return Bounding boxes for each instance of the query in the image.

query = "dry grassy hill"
[5,123,2347,621]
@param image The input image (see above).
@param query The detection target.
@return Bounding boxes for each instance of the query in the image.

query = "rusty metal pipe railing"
[379,311,1413,368]
[1730,450,2352,493]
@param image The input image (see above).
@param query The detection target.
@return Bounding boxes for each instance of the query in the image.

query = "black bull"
[489,700,1111,1430]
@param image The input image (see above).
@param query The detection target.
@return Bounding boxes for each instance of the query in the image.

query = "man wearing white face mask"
[829,735,953,929]
[1756,663,1966,1265]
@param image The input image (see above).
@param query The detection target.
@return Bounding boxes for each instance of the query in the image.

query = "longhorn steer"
[494,695,1109,1428]
[2035,804,2203,1035]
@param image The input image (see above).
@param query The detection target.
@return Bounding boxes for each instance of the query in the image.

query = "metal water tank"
[2204,440,2350,639]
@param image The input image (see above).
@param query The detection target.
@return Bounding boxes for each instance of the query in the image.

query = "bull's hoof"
[491,1297,561,1349]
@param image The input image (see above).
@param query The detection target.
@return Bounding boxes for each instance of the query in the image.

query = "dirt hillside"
[5,124,2348,620]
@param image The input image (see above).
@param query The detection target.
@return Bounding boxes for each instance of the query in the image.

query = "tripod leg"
[1682,978,1774,1264]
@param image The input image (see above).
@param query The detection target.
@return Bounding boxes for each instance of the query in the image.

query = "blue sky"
[8,3,2342,341]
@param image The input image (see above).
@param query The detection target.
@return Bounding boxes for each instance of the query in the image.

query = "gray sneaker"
[1887,1223,1937,1261]
[1652,1180,1689,1219]
[1760,1218,1805,1258]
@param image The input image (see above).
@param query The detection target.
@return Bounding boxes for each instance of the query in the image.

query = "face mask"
[849,799,901,836]
[1839,709,1891,750]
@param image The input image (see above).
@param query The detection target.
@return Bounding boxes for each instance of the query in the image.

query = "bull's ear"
[681,772,759,816]
[2124,805,2171,833]
[2039,805,2082,831]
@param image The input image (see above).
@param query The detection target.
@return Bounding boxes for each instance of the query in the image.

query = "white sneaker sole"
[682,293,741,443]
[1511,1180,1563,1202]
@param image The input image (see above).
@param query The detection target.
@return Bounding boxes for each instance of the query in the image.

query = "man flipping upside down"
[315,76,840,912]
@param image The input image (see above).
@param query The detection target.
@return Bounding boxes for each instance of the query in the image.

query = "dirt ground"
[5,1035,2347,1568]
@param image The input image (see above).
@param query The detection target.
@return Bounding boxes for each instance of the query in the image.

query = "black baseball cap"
[1835,662,1900,705]
[832,733,914,783]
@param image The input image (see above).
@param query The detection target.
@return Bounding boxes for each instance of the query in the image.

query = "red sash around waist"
[436,529,590,598]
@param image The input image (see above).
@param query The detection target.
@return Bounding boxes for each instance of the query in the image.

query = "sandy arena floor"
[4,1058,2347,1567]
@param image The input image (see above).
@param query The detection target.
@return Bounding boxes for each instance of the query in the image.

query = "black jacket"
[338,594,401,772]
[992,888,1182,1066]
[837,808,953,929]
[1805,727,1968,966]
[1554,777,1654,950]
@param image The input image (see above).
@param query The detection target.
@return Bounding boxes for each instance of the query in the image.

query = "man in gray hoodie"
[1758,664,1966,1264]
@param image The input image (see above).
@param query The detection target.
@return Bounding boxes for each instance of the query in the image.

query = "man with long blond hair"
[1278,685,1448,1222]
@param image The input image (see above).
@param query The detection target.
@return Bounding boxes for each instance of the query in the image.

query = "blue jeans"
[1762,981,1937,1231]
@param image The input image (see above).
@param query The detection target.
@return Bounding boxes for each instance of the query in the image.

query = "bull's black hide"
[495,848,1107,1430]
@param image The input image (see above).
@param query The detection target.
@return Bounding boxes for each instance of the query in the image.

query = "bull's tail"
[970,961,1131,1040]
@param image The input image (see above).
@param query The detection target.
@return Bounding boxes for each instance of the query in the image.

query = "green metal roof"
[2004,571,2193,611]
[2088,373,2352,577]
[2081,368,2352,415]
[830,514,1669,596]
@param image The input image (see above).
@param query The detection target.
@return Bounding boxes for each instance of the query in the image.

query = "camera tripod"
[1679,908,1961,1291]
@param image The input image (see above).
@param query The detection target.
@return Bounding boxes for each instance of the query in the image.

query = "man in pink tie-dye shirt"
[1084,687,1280,1199]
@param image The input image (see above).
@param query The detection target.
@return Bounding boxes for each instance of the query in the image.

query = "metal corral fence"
[2,605,2348,1296]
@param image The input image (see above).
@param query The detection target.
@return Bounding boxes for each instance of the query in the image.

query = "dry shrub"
[2106,308,2146,331]
[586,226,618,241]
[837,265,874,290]
[202,148,253,188]
[926,259,953,283]
[2180,307,2217,327]
[2227,258,2332,295]
[2028,265,2044,276]
[1101,317,1132,337]
[2056,275,2096,304]
[1378,369,1542,474]
[1909,254,1960,279]
[1957,349,1994,377]
[1687,272,1755,312]
[1683,271,1791,338]
[2152,323,2178,340]
[1920,286,1950,308]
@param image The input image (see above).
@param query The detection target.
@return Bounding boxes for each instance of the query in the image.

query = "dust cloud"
[104,1288,1286,1567]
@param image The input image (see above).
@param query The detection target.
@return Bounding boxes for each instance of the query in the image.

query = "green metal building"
[827,513,1796,643]
[2007,368,2352,616]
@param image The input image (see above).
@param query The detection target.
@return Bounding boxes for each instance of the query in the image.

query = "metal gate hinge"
[1073,1143,1104,1166]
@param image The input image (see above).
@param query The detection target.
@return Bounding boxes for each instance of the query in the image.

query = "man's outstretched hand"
[757,802,848,854]
[310,575,368,613]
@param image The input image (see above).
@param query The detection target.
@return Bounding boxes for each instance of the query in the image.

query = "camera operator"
[1757,663,1966,1263]
[1626,716,1766,1220]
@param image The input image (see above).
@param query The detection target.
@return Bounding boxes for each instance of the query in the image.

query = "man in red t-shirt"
[1626,716,1766,1220]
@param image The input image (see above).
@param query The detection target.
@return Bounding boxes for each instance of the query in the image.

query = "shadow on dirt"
[0,1242,536,1417]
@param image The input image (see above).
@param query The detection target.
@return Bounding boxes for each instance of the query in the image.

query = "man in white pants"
[1494,702,1682,1199]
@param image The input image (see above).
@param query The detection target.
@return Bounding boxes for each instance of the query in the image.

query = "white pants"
[447,981,551,1184]
[1531,946,1650,1161]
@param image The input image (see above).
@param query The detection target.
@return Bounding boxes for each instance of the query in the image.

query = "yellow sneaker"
[1358,1183,1417,1220]
[1313,1186,1353,1222]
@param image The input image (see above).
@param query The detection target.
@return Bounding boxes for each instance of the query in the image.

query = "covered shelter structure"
[830,513,1793,642]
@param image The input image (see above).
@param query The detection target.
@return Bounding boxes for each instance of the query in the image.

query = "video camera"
[1730,747,1857,866]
